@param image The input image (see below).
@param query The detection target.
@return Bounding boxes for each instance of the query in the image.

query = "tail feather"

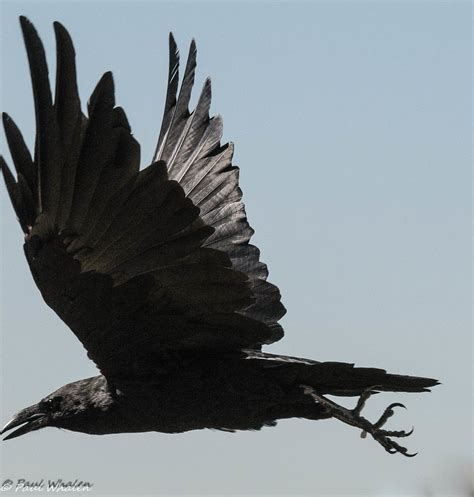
[244,350,439,396]
[300,362,439,396]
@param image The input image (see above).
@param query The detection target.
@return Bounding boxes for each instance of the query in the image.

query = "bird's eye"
[44,396,63,411]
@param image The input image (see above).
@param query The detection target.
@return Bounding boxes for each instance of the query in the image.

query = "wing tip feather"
[19,15,39,42]
[88,71,115,113]
[2,112,11,126]
[0,155,15,183]
[169,32,177,48]
[53,20,75,52]
[19,15,30,28]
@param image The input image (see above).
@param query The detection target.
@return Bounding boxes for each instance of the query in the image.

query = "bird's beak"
[1,405,47,441]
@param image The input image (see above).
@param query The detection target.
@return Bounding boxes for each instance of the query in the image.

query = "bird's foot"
[300,385,416,457]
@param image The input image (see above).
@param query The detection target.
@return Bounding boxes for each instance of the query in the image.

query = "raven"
[1,17,438,456]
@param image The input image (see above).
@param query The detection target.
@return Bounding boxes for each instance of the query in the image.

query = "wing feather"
[154,33,180,158]
[154,36,286,331]
[2,19,285,380]
[155,40,197,164]
[1,156,30,231]
[53,21,81,151]
[66,72,120,233]
[2,113,37,202]
[20,16,61,220]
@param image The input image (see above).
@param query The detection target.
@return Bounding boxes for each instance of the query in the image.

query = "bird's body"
[46,355,329,436]
[5,350,433,438]
[1,16,438,455]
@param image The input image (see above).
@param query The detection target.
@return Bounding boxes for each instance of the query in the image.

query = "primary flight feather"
[1,17,438,456]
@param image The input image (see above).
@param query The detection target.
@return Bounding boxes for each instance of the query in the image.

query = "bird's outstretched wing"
[1,17,286,380]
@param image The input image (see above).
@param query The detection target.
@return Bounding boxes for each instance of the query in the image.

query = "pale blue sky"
[0,1,471,496]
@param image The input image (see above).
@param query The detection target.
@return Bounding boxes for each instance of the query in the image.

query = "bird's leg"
[300,385,416,457]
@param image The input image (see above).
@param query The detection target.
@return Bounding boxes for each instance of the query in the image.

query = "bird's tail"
[296,360,439,396]
[245,350,439,396]
[245,351,439,457]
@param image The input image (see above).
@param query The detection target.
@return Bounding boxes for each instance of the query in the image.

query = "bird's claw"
[300,384,417,457]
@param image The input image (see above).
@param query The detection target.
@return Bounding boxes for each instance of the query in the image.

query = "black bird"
[1,17,438,456]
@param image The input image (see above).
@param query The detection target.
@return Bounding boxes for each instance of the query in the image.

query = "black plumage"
[1,17,438,456]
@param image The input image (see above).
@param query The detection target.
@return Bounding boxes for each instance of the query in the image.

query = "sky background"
[0,1,471,496]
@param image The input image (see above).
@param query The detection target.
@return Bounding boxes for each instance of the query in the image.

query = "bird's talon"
[353,385,381,415]
[388,402,407,410]
[373,402,407,429]
[300,384,418,457]
[378,426,414,438]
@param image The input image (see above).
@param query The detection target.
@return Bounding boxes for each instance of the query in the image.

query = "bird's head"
[1,376,116,440]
